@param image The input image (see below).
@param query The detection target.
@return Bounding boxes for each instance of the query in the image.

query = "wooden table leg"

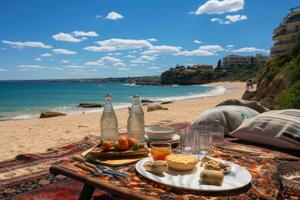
[79,184,95,200]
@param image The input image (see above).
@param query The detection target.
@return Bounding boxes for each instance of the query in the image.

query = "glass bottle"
[127,95,145,143]
[100,94,118,141]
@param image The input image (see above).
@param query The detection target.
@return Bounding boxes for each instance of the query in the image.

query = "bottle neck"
[104,99,114,112]
[132,96,140,106]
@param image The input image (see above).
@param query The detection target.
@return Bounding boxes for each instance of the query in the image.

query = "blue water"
[0,81,225,120]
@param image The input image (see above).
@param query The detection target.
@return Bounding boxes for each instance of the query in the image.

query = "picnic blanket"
[0,122,299,199]
[0,135,106,200]
[57,138,299,200]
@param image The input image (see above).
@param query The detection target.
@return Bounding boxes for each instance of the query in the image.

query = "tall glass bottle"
[100,94,118,141]
[127,95,145,143]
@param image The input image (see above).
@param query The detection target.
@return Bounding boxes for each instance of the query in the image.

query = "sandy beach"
[0,81,245,161]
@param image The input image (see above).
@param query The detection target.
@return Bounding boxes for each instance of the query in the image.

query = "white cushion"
[191,106,259,134]
[229,109,300,150]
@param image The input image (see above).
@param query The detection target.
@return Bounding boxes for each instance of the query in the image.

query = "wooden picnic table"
[49,164,156,200]
[49,138,299,200]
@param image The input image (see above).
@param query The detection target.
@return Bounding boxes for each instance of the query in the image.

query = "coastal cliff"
[160,66,215,85]
[243,35,300,109]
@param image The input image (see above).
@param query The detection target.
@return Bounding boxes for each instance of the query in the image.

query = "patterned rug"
[1,121,299,200]
[0,135,105,200]
[0,122,189,200]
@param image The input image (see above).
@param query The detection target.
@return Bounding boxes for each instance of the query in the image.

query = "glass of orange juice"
[150,142,171,160]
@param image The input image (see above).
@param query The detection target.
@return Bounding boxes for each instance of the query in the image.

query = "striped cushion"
[230,109,300,150]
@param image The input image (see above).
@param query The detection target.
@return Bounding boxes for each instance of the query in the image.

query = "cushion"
[215,99,268,113]
[229,109,300,150]
[191,106,259,134]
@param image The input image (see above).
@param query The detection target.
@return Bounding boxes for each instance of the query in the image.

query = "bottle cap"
[105,94,112,99]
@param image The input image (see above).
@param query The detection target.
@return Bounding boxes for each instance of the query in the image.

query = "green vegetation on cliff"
[161,66,215,85]
[255,34,300,109]
[160,64,261,85]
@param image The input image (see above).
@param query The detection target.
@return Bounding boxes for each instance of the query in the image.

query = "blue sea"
[0,81,226,120]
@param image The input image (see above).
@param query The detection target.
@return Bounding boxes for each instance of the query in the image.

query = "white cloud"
[114,62,126,67]
[211,14,247,24]
[83,46,116,52]
[84,61,103,66]
[52,48,77,55]
[129,50,138,54]
[232,47,269,53]
[41,53,52,57]
[147,66,160,70]
[17,65,46,71]
[147,38,157,42]
[226,44,234,48]
[0,68,7,72]
[211,17,229,24]
[85,38,152,52]
[62,59,70,64]
[36,58,42,61]
[199,45,224,52]
[52,31,98,43]
[126,55,135,58]
[226,14,247,23]
[195,0,244,15]
[194,40,202,44]
[2,40,52,49]
[52,32,82,42]
[117,67,131,71]
[65,65,86,69]
[98,39,152,50]
[106,11,124,20]
[178,49,215,56]
[72,31,98,37]
[100,56,122,63]
[96,15,102,18]
[141,45,181,56]
[131,55,156,63]
[84,56,122,66]
[50,67,64,71]
[177,45,224,56]
[107,52,122,56]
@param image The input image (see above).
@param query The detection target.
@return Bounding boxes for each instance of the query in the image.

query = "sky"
[0,0,298,80]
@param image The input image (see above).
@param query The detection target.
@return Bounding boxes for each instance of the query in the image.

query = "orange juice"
[150,143,171,160]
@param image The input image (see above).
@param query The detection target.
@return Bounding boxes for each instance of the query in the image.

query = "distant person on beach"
[246,79,254,91]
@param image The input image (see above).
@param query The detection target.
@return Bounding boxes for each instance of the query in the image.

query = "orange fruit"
[127,137,137,147]
[102,141,112,151]
[117,136,129,151]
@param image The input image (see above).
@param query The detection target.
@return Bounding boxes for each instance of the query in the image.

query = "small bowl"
[145,126,176,140]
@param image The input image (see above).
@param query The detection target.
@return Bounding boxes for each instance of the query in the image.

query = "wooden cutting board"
[81,147,149,167]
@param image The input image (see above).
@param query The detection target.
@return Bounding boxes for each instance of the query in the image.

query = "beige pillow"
[230,109,300,150]
[192,106,259,134]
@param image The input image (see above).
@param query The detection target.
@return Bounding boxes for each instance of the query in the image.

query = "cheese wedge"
[166,154,198,171]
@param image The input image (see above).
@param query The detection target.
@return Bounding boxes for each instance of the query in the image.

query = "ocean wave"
[147,86,226,102]
[122,83,137,87]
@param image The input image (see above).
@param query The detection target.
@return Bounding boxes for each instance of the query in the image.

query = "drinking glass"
[187,124,212,159]
[150,142,171,160]
[210,124,225,148]
[179,128,193,154]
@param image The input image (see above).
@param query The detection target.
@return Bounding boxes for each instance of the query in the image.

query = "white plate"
[144,134,180,143]
[135,157,251,192]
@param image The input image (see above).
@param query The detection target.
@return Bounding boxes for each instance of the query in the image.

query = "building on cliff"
[221,54,269,69]
[271,6,300,57]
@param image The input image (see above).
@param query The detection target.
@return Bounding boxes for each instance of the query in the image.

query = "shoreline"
[0,81,245,161]
[0,83,224,121]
